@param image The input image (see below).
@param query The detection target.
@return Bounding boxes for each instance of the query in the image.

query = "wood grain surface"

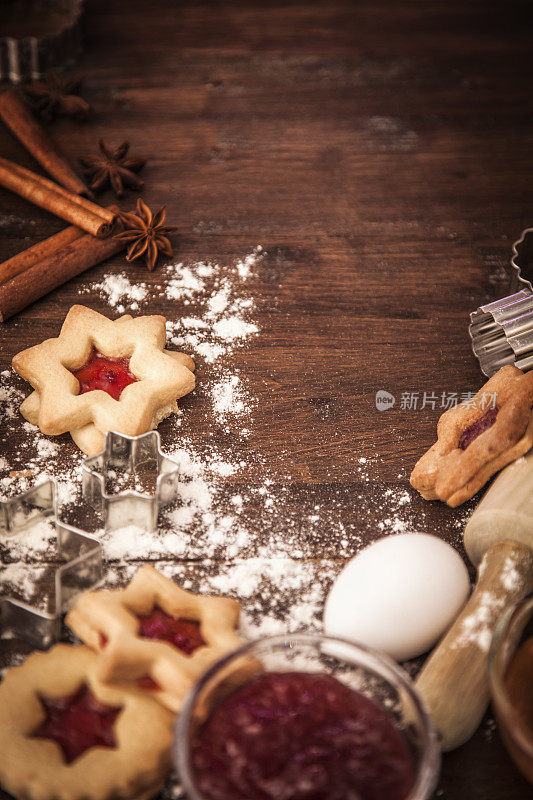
[1,1,532,798]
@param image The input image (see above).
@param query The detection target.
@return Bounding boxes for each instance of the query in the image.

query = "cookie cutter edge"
[469,228,533,376]
[81,429,181,534]
[0,0,84,83]
[1,478,103,649]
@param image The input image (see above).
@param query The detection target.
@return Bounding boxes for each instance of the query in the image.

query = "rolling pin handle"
[415,539,533,752]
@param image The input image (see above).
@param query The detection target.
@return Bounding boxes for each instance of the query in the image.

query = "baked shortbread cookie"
[12,305,195,455]
[410,365,533,507]
[0,644,174,800]
[66,565,242,713]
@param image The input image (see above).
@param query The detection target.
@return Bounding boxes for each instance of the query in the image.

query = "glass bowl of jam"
[489,595,533,784]
[175,633,440,800]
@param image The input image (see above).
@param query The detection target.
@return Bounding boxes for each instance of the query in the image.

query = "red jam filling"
[192,671,415,800]
[72,349,137,401]
[458,406,498,450]
[138,608,205,655]
[137,676,162,691]
[33,684,120,764]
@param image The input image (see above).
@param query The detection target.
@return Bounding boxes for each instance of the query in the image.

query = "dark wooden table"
[1,1,532,798]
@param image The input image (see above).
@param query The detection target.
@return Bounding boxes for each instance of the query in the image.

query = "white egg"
[324,533,470,662]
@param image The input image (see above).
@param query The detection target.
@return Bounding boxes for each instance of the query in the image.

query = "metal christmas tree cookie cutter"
[0,479,102,648]
[1,430,183,648]
[470,228,533,376]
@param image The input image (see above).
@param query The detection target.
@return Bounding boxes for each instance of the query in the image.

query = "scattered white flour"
[0,407,84,501]
[0,563,48,611]
[209,461,238,477]
[36,439,59,459]
[0,375,24,420]
[102,525,189,561]
[2,518,56,561]
[1,244,467,705]
[165,265,205,300]
[235,251,260,279]
[211,374,249,420]
[501,555,521,592]
[194,342,225,363]
[451,590,505,653]
[207,288,230,315]
[212,316,259,341]
[84,272,148,313]
[181,316,210,330]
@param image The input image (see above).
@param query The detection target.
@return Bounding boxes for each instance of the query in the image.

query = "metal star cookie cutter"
[82,430,181,533]
[470,228,533,376]
[0,480,102,648]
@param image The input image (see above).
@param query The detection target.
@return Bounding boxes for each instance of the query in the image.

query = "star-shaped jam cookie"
[410,365,533,506]
[0,644,174,800]
[66,565,242,712]
[12,305,195,455]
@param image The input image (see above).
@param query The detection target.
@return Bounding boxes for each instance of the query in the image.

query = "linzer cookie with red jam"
[11,304,195,455]
[66,565,242,712]
[410,365,533,507]
[0,644,174,800]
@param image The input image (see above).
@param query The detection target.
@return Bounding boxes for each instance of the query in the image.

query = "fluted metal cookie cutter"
[0,480,102,648]
[82,430,181,533]
[0,0,84,83]
[470,228,533,376]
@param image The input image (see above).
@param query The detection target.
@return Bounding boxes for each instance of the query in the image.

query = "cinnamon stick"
[0,157,116,238]
[7,160,114,223]
[0,227,126,322]
[0,225,83,285]
[0,89,92,198]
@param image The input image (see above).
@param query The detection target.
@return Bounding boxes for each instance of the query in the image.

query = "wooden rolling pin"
[416,450,533,751]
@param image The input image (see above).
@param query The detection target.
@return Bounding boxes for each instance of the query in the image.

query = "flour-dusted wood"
[1,0,532,798]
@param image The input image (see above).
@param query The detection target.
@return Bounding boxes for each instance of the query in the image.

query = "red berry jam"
[192,671,415,800]
[458,406,498,450]
[137,676,162,691]
[34,684,120,764]
[72,349,137,401]
[138,608,205,655]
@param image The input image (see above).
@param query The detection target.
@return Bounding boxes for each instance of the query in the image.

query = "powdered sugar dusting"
[501,554,522,592]
[0,372,23,421]
[211,374,252,421]
[212,316,258,341]
[209,558,335,638]
[161,249,262,364]
[2,519,56,561]
[451,589,505,653]
[449,551,526,653]
[0,563,49,612]
[1,245,467,689]
[83,272,148,313]
[0,407,84,502]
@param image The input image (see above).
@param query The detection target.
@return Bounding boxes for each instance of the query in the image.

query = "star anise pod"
[24,73,91,121]
[114,199,176,271]
[79,139,146,198]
